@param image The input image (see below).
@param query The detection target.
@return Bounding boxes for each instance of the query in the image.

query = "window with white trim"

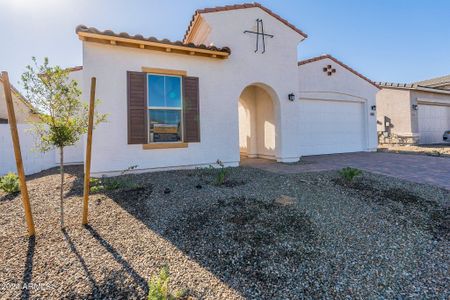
[147,74,183,143]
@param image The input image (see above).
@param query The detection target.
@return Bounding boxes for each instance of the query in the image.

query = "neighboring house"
[416,75,450,91]
[0,74,39,123]
[0,69,84,176]
[377,75,450,145]
[67,66,83,84]
[74,2,379,176]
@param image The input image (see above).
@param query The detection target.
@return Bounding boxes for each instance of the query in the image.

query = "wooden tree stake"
[2,71,35,236]
[82,77,96,225]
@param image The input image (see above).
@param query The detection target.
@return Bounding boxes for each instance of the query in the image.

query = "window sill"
[142,142,188,150]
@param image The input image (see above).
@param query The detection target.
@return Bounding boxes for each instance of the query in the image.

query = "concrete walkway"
[241,152,450,190]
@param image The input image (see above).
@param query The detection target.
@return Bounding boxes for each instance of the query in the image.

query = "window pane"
[165,76,181,108]
[149,110,182,142]
[148,75,165,107]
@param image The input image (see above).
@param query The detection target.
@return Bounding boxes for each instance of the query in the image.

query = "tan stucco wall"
[410,90,450,133]
[411,90,450,103]
[376,88,413,137]
[377,87,450,144]
[0,83,39,123]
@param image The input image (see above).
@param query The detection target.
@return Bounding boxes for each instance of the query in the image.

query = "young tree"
[21,57,106,228]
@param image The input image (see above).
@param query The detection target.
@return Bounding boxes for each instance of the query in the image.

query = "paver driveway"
[241,152,450,190]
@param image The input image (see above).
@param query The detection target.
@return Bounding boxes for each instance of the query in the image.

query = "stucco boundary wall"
[0,124,84,176]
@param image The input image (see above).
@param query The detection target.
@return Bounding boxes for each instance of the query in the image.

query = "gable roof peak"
[184,2,308,43]
[298,54,380,89]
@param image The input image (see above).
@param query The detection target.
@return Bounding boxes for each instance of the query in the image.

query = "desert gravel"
[0,165,449,299]
[379,144,450,157]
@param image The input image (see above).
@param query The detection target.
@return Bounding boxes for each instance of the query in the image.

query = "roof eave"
[77,31,230,59]
[379,84,450,95]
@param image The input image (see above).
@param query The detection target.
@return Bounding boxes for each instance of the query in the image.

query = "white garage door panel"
[299,100,366,155]
[418,104,450,144]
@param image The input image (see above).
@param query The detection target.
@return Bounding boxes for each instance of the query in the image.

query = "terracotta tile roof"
[0,74,37,114]
[76,25,231,54]
[184,2,308,43]
[376,81,450,95]
[298,54,380,89]
[377,82,417,89]
[414,74,450,89]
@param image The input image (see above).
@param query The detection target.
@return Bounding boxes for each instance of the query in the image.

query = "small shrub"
[339,167,362,182]
[89,165,141,193]
[214,159,228,186]
[0,173,20,194]
[148,266,185,300]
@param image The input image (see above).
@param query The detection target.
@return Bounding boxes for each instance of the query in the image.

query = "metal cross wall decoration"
[244,19,274,53]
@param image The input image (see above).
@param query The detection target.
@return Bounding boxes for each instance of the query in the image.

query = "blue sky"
[0,0,449,89]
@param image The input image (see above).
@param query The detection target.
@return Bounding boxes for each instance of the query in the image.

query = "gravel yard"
[0,165,449,299]
[379,143,450,157]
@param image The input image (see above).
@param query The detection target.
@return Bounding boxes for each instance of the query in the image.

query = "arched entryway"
[238,83,280,160]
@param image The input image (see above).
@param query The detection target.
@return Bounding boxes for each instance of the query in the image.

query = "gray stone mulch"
[0,165,449,299]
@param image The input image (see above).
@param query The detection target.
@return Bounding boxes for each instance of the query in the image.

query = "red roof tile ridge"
[66,66,83,72]
[76,25,231,54]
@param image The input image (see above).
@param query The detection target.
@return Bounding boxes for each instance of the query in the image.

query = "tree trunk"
[60,147,64,229]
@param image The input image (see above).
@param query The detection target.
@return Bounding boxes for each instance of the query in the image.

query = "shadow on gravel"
[0,192,19,202]
[84,225,148,297]
[26,165,82,181]
[109,191,321,299]
[62,229,101,295]
[66,270,146,299]
[62,227,148,299]
[334,177,450,240]
[25,165,85,199]
[20,236,35,300]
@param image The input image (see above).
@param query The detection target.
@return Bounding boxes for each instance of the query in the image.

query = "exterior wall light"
[412,104,418,111]
[288,93,295,101]
[371,105,376,111]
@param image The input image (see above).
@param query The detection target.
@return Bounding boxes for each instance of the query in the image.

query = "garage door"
[418,104,450,144]
[298,99,366,155]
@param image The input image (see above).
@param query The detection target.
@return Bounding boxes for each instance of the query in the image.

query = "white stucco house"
[377,75,450,145]
[74,2,379,176]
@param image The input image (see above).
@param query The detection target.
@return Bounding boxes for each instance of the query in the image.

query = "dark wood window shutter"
[183,76,200,143]
[127,71,147,144]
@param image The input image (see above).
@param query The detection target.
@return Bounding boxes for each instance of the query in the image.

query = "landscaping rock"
[274,195,296,206]
[0,165,448,299]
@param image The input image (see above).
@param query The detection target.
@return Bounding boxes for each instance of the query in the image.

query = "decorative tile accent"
[323,64,336,76]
